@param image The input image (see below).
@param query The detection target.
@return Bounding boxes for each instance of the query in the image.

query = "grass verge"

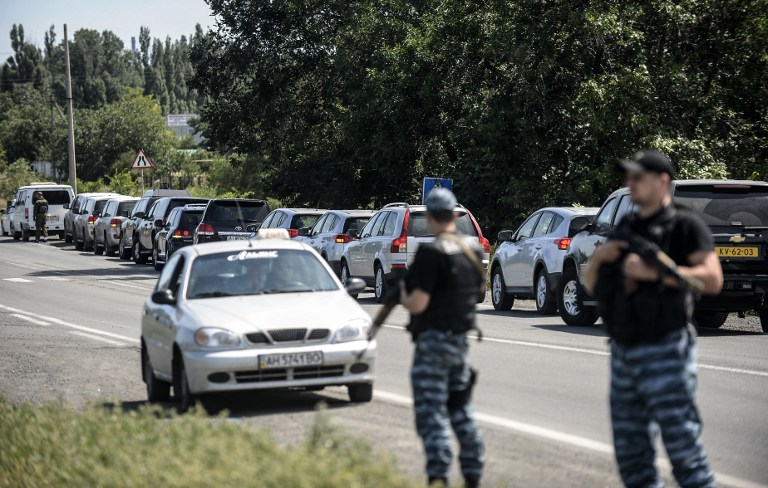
[0,397,419,488]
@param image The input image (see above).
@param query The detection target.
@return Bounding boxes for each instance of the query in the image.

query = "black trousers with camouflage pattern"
[411,330,484,483]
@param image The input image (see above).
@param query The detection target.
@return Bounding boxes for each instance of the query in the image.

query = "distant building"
[166,114,203,144]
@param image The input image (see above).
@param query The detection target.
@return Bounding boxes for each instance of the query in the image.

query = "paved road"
[0,236,766,487]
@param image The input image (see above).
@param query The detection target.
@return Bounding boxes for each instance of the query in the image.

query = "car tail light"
[110,218,121,228]
[25,208,28,219]
[479,237,491,254]
[465,210,490,253]
[335,234,352,244]
[87,215,97,225]
[197,223,216,236]
[554,238,572,250]
[390,210,410,253]
[287,228,299,238]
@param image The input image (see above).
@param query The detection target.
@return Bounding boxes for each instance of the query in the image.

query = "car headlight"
[194,328,241,348]
[335,319,371,343]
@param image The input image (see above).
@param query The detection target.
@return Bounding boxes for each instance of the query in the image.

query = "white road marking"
[10,313,50,326]
[2,278,33,283]
[373,390,766,488]
[69,331,126,346]
[0,304,139,344]
[382,324,768,378]
[104,280,153,290]
[0,260,41,270]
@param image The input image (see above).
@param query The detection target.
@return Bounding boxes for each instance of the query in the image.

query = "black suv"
[120,189,192,260]
[559,179,768,332]
[194,199,270,244]
[153,204,207,270]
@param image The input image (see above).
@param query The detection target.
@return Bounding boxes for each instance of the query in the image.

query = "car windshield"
[290,214,321,230]
[674,185,768,229]
[206,201,269,223]
[40,190,70,205]
[408,212,478,237]
[187,249,339,299]
[116,201,136,218]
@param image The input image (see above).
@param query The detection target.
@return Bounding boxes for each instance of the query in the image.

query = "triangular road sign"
[131,148,155,170]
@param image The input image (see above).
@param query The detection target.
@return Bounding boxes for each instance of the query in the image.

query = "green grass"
[0,398,419,488]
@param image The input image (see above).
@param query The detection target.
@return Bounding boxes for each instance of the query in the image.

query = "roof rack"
[383,202,410,208]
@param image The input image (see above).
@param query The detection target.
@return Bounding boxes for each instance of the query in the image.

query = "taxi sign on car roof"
[257,228,290,240]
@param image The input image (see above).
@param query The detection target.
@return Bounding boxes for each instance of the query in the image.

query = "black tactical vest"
[595,205,694,345]
[408,236,485,337]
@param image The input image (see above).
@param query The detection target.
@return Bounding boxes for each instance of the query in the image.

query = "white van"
[12,183,74,241]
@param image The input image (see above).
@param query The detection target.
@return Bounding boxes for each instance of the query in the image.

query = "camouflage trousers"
[411,330,484,483]
[34,217,47,241]
[610,326,715,488]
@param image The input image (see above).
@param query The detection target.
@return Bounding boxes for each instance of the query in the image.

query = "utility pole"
[63,24,77,194]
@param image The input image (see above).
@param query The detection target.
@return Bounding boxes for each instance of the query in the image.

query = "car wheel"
[535,269,557,315]
[119,237,130,260]
[759,309,768,334]
[694,311,728,329]
[173,355,195,413]
[75,230,84,250]
[94,239,103,255]
[21,228,29,242]
[57,232,65,240]
[84,237,93,252]
[65,230,73,243]
[153,247,163,271]
[105,234,116,256]
[143,346,171,402]
[340,261,357,299]
[133,239,147,264]
[348,383,373,403]
[13,230,20,241]
[374,265,387,303]
[1,226,7,236]
[558,266,598,326]
[491,266,514,311]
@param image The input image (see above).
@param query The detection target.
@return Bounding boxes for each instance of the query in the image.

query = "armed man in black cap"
[583,150,723,488]
[399,187,485,488]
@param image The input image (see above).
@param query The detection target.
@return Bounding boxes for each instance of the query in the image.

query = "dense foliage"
[191,0,768,231]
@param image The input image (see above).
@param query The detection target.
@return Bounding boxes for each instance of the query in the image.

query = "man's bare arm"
[662,250,723,295]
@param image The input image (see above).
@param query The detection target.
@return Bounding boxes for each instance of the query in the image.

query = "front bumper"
[182,340,377,395]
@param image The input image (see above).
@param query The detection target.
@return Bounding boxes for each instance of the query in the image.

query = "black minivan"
[194,199,271,244]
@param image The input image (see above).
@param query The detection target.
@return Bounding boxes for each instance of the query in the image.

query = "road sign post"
[422,177,454,204]
[130,148,155,194]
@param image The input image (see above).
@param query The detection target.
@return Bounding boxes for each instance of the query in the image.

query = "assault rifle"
[355,283,400,360]
[611,226,704,296]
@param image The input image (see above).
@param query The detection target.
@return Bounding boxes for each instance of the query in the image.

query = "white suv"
[341,203,490,302]
[12,183,74,241]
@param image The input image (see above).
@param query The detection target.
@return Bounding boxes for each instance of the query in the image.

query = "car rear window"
[408,212,478,237]
[40,190,70,205]
[94,200,109,213]
[290,214,321,230]
[166,199,208,218]
[206,201,269,223]
[674,185,768,228]
[179,210,203,230]
[343,217,371,234]
[116,201,136,218]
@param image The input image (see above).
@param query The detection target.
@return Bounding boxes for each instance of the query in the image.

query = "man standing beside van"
[33,192,49,243]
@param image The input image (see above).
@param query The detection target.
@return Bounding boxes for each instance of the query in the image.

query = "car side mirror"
[298,227,310,237]
[63,203,70,209]
[348,228,359,239]
[569,216,591,237]
[154,219,164,227]
[345,277,366,296]
[151,289,176,305]
[497,230,514,242]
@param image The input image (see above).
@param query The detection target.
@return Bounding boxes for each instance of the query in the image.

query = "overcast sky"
[1,0,215,58]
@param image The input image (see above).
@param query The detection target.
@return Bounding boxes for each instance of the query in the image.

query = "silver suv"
[296,210,375,275]
[341,203,490,302]
[489,207,598,314]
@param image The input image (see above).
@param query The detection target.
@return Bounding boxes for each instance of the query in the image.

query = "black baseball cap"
[620,150,676,179]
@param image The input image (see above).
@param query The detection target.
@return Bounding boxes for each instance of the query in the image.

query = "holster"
[447,367,478,409]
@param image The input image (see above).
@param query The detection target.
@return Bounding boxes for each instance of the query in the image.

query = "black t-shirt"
[600,204,713,344]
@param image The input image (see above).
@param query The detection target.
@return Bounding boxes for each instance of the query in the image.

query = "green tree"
[0,158,43,200]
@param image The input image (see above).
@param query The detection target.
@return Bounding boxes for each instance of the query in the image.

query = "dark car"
[559,179,768,332]
[133,196,209,264]
[194,198,270,244]
[152,204,207,270]
[120,189,192,261]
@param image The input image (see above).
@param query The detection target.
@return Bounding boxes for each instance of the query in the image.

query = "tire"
[65,230,73,243]
[84,237,93,252]
[105,234,116,257]
[348,383,373,403]
[374,265,387,303]
[2,226,7,236]
[13,230,20,241]
[143,346,171,402]
[57,232,65,240]
[133,239,147,264]
[340,261,358,299]
[694,311,728,329]
[93,238,103,255]
[153,247,163,271]
[759,309,768,334]
[535,268,557,315]
[119,237,131,260]
[21,228,29,242]
[491,266,514,311]
[558,266,599,326]
[75,229,84,250]
[173,355,196,413]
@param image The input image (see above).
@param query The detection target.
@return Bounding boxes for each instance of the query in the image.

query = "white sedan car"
[141,235,375,412]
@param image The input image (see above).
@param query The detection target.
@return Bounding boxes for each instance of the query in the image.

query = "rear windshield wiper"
[190,291,235,299]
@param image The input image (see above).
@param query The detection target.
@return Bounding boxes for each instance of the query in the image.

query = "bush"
[0,398,418,488]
